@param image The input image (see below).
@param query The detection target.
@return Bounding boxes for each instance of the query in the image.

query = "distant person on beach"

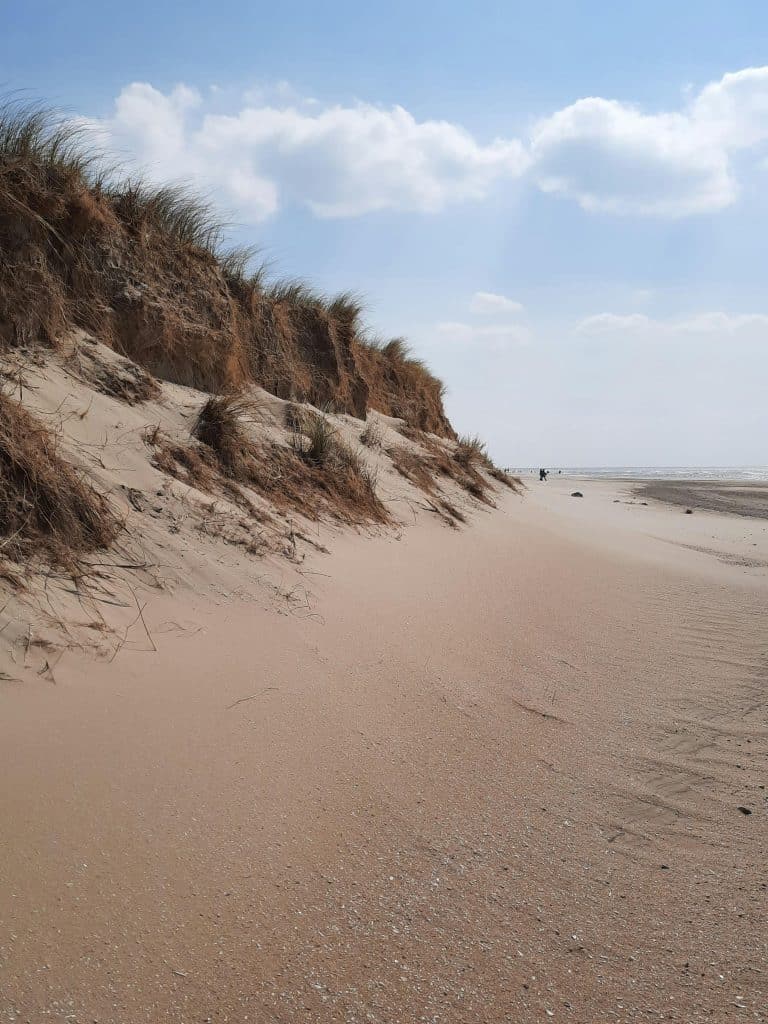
[539,468,548,482]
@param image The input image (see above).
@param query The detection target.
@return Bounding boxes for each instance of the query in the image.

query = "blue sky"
[4,1,768,465]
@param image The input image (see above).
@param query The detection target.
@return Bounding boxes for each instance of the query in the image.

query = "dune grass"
[289,408,385,520]
[105,180,224,251]
[0,390,120,571]
[149,395,386,525]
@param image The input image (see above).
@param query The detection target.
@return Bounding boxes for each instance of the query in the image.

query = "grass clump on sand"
[388,445,438,496]
[149,396,386,525]
[396,428,493,504]
[0,391,120,572]
[454,434,488,467]
[192,394,262,479]
[455,434,522,491]
[391,428,522,505]
[289,409,386,523]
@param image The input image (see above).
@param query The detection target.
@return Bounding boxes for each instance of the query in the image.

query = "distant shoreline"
[513,468,768,483]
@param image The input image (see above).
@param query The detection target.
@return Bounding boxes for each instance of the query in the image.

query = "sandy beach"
[3,21,768,1024]
[1,476,766,1023]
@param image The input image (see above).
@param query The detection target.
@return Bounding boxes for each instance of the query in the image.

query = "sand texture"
[1,476,767,1023]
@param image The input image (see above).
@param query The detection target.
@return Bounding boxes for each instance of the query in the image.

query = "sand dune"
[1,476,766,1022]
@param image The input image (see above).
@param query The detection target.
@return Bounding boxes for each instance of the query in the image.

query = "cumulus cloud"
[576,311,768,335]
[89,67,768,222]
[93,82,528,222]
[469,291,524,315]
[530,65,768,216]
[531,100,734,215]
[691,66,768,148]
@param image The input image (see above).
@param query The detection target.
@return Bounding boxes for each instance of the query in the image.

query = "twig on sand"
[227,686,278,710]
[509,694,563,722]
[133,593,157,653]
[108,590,156,662]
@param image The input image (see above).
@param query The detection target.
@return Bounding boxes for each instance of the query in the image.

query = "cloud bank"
[90,66,768,222]
[93,82,528,221]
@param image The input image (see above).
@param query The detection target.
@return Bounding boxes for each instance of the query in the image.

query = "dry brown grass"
[454,434,488,467]
[454,434,522,491]
[399,429,494,504]
[439,499,467,524]
[146,417,268,522]
[387,445,469,528]
[0,391,120,571]
[392,426,521,503]
[192,394,262,478]
[388,445,438,495]
[149,396,386,525]
[352,336,454,437]
[289,409,386,523]
[488,465,522,490]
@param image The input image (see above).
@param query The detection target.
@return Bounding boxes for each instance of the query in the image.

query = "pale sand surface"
[1,477,766,1022]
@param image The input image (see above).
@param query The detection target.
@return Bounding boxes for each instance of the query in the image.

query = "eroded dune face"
[0,103,453,437]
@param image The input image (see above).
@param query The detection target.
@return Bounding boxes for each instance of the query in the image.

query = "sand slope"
[1,477,766,1021]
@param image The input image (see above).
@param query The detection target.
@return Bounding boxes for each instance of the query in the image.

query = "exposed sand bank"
[634,478,768,520]
[1,477,766,1022]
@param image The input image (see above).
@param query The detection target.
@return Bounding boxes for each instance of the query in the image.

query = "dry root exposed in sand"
[148,396,387,526]
[0,391,120,574]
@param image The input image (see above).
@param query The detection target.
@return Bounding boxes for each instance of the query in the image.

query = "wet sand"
[1,478,766,1022]
[634,479,768,519]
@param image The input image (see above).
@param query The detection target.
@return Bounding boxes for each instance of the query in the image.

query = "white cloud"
[531,99,734,216]
[89,66,768,222]
[469,291,524,315]
[531,65,768,216]
[692,66,768,148]
[437,320,531,348]
[94,82,528,222]
[576,311,768,335]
